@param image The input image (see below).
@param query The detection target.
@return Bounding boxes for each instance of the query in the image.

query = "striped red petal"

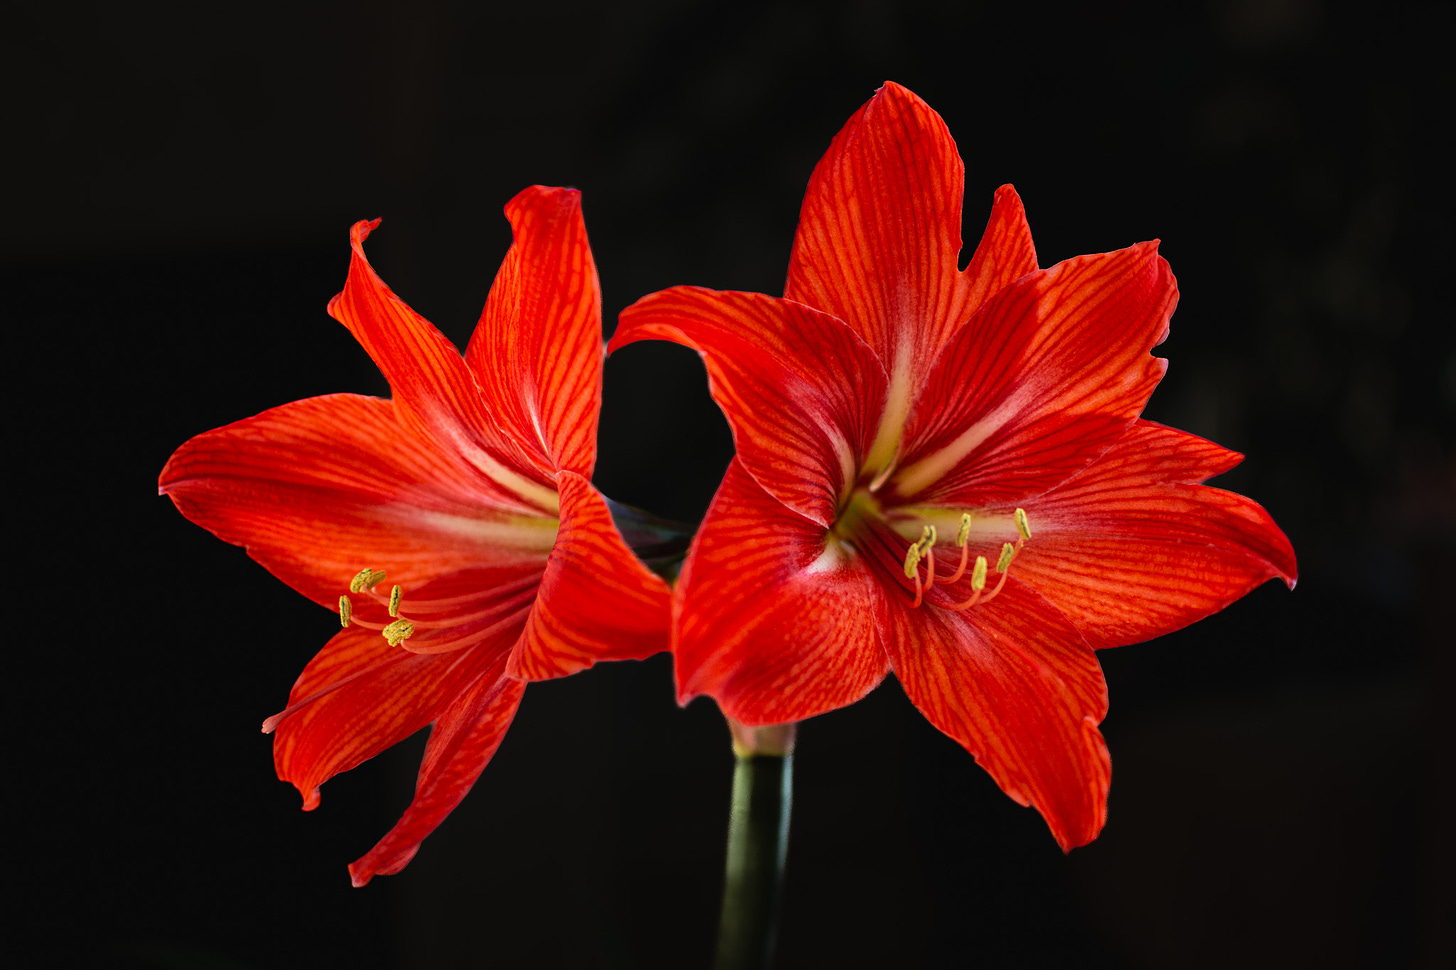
[267,623,516,812]
[673,460,888,724]
[329,219,559,514]
[466,186,603,479]
[961,184,1040,312]
[158,393,558,609]
[882,579,1111,851]
[508,470,672,680]
[1012,420,1298,648]
[348,657,526,886]
[611,287,887,527]
[785,81,978,388]
[892,242,1176,507]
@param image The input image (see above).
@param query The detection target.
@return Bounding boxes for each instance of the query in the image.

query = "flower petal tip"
[300,786,322,812]
[349,217,382,248]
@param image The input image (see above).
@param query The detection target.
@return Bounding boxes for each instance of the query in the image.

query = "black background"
[10,1,1451,967]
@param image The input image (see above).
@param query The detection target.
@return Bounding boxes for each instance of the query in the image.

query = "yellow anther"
[956,513,971,547]
[350,567,387,593]
[903,542,922,579]
[971,555,988,591]
[382,618,415,647]
[339,595,352,628]
[1014,508,1031,540]
[996,542,1015,573]
[388,585,403,618]
[918,524,938,553]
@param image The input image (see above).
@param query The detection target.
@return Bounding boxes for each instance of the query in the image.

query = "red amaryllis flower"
[160,186,671,885]
[609,83,1295,850]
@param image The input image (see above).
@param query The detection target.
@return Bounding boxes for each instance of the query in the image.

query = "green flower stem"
[713,721,796,970]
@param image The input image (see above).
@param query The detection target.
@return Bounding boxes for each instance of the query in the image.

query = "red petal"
[893,242,1177,506]
[388,565,540,656]
[786,84,1027,391]
[348,659,526,886]
[1012,421,1298,649]
[611,287,887,526]
[961,185,1040,309]
[329,219,558,513]
[673,460,889,724]
[268,624,513,812]
[883,580,1110,851]
[507,470,672,680]
[158,394,557,609]
[466,186,603,478]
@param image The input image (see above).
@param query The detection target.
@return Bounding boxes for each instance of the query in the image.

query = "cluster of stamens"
[338,566,414,646]
[902,508,1030,611]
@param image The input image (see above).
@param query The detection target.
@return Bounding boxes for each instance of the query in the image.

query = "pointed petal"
[1013,421,1298,649]
[785,81,975,388]
[329,219,558,513]
[268,624,512,811]
[884,580,1110,851]
[673,460,889,724]
[611,287,887,526]
[466,186,603,478]
[893,242,1177,506]
[348,659,526,886]
[159,394,557,608]
[961,185,1040,309]
[507,471,672,680]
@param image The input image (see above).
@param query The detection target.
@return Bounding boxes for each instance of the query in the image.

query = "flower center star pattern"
[609,82,1296,850]
[160,186,671,885]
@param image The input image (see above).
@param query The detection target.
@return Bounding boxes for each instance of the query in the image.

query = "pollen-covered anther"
[903,540,927,608]
[388,585,403,618]
[339,595,352,628]
[996,542,1015,573]
[946,513,974,583]
[382,618,414,647]
[971,555,988,591]
[1015,507,1031,541]
[349,567,386,593]
[902,542,922,580]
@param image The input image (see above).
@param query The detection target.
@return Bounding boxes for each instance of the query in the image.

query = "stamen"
[943,514,974,583]
[943,544,968,583]
[382,618,414,647]
[996,542,1015,573]
[903,542,922,580]
[911,567,925,609]
[349,567,386,593]
[925,510,1032,613]
[920,525,941,594]
[388,585,403,618]
[338,595,352,628]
